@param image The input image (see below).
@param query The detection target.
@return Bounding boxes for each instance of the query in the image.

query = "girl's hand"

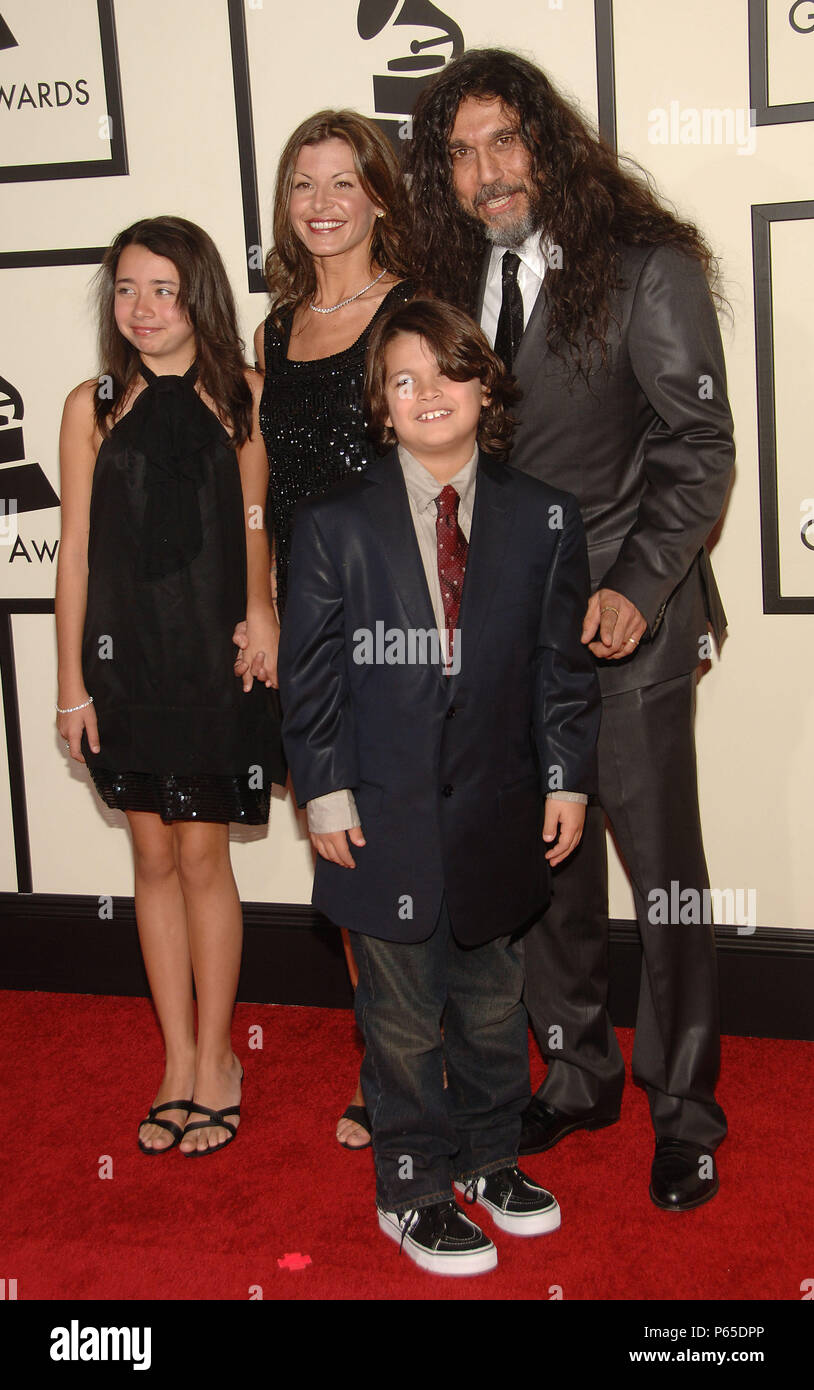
[55,380,100,764]
[233,618,251,687]
[57,696,100,763]
[238,371,278,691]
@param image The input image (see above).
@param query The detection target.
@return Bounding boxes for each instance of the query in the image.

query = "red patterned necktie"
[435,483,468,672]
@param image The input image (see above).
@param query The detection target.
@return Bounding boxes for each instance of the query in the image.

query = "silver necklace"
[308,267,387,314]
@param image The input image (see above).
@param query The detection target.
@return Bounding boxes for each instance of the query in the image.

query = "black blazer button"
[442,784,454,797]
[446,705,456,719]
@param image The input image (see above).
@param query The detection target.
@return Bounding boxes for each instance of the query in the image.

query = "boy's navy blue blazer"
[278,446,601,946]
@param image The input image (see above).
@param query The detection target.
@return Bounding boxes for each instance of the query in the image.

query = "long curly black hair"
[406,49,721,375]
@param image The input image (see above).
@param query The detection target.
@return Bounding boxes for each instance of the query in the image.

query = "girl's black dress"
[81,362,284,824]
[259,280,413,614]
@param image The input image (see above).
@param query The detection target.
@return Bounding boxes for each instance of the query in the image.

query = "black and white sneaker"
[455,1165,561,1236]
[378,1199,497,1276]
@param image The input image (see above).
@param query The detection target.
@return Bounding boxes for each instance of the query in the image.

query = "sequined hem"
[88,767,271,825]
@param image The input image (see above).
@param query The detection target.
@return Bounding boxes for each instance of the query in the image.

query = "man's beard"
[468,180,545,248]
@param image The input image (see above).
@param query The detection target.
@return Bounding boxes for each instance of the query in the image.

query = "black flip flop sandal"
[338,1103,372,1149]
[137,1100,193,1155]
[180,1102,241,1156]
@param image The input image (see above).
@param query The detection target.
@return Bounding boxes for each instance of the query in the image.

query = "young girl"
[55,216,284,1156]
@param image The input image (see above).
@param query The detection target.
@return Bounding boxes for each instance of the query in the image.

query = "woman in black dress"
[234,111,414,1147]
[56,217,283,1156]
[254,109,414,614]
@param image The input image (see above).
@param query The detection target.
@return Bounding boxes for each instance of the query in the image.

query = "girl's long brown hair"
[264,110,415,328]
[94,216,252,445]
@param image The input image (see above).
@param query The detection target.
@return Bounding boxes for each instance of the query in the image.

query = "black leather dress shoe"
[518,1097,620,1155]
[649,1137,719,1210]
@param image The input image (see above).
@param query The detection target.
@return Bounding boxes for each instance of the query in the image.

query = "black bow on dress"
[134,361,220,582]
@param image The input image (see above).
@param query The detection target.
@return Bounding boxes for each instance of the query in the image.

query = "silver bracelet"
[56,696,94,714]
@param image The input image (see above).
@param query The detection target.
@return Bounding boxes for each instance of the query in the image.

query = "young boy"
[278,299,600,1276]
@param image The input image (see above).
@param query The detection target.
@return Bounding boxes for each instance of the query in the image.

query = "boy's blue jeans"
[350,900,530,1215]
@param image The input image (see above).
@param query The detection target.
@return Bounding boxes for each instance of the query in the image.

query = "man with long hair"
[406,48,733,1210]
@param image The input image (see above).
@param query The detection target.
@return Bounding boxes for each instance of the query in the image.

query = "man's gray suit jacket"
[479,243,735,695]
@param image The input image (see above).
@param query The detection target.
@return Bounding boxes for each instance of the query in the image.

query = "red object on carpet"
[3,991,811,1301]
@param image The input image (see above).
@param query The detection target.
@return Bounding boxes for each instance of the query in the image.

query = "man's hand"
[310,825,367,868]
[581,588,647,659]
[542,799,586,866]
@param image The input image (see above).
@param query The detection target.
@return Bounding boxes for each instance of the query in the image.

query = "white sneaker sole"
[453,1182,562,1236]
[377,1208,498,1276]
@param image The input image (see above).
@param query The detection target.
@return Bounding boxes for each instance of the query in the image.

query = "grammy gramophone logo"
[0,372,60,549]
[0,11,17,51]
[357,0,464,145]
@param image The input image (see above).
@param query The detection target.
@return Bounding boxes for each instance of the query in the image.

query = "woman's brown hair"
[93,216,253,445]
[264,110,415,327]
[365,298,519,455]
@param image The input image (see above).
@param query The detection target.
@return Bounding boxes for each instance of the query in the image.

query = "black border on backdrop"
[749,0,814,127]
[751,199,814,613]
[0,598,51,892]
[0,246,107,269]
[0,0,128,184]
[228,0,620,294]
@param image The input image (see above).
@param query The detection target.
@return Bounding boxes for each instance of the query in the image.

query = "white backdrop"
[1,0,812,928]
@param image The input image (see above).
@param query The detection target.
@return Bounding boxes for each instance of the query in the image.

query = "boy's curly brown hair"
[365,297,520,456]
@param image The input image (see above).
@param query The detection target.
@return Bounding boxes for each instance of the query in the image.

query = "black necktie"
[493,251,524,372]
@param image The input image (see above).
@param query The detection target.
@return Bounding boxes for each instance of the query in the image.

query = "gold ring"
[627,637,637,646]
[601,605,619,617]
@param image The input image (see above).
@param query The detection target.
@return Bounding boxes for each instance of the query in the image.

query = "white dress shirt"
[480,233,549,349]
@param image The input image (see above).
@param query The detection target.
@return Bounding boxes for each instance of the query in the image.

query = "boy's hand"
[310,826,367,868]
[542,799,586,866]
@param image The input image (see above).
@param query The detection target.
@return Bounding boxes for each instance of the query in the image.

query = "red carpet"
[3,990,811,1301]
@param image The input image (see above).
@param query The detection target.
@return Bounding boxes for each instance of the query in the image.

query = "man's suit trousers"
[523,670,728,1149]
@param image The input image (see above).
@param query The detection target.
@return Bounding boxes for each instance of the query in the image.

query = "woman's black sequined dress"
[258,280,413,614]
